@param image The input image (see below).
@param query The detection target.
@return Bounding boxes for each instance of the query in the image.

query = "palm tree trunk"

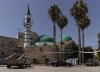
[60,29,62,60]
[53,22,56,61]
[78,25,81,65]
[82,29,84,65]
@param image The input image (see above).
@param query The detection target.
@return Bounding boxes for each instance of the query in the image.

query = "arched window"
[27,18,30,23]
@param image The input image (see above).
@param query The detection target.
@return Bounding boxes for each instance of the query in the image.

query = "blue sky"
[0,0,99,48]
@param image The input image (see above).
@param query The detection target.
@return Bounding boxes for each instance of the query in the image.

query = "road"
[0,65,100,72]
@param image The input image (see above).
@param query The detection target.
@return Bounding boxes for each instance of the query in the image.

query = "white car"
[23,57,30,67]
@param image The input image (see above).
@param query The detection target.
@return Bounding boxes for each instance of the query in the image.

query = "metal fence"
[66,58,78,66]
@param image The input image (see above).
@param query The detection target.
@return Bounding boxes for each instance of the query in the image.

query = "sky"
[0,0,99,49]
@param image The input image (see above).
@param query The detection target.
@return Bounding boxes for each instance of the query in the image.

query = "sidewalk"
[76,64,85,67]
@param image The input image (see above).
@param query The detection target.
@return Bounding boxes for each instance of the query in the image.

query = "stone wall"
[56,40,74,51]
[0,34,24,59]
[25,46,60,64]
[0,36,17,59]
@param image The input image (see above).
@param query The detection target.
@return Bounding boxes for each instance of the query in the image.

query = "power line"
[87,29,99,35]
[0,5,25,21]
[0,5,24,15]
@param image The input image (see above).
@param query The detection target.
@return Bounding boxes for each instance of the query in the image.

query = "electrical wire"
[0,5,24,15]
[0,5,25,21]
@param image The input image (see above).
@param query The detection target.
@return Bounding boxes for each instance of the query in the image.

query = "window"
[20,36,22,40]
[2,44,4,47]
[10,42,12,44]
[2,52,3,55]
[44,43,46,46]
[30,38,32,40]
[27,18,30,23]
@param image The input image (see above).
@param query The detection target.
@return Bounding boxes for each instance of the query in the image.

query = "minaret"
[23,5,33,48]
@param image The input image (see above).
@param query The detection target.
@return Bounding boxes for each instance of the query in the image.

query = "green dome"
[60,35,72,42]
[35,35,53,42]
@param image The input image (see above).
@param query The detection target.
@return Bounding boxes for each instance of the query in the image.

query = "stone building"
[0,31,38,64]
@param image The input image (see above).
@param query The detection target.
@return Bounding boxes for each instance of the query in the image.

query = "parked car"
[84,61,93,66]
[47,60,73,67]
[84,61,99,66]
[93,61,99,66]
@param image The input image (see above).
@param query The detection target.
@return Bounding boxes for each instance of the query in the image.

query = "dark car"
[93,61,99,66]
[85,61,99,66]
[84,61,93,66]
[47,60,73,67]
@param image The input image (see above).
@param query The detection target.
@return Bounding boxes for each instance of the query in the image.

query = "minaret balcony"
[23,22,33,26]
[23,20,33,24]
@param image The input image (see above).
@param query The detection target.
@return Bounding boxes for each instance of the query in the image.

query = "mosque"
[0,5,76,64]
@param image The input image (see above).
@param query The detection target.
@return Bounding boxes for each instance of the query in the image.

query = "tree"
[80,16,90,64]
[57,15,68,60]
[69,0,88,65]
[63,41,79,60]
[84,46,94,61]
[76,16,90,63]
[97,33,100,60]
[48,4,62,60]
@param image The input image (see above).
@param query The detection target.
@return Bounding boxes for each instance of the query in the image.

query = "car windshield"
[54,60,64,62]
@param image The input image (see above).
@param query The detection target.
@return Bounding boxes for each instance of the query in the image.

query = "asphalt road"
[0,65,100,72]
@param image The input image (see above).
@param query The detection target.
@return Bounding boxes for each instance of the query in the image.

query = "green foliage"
[97,52,100,60]
[97,33,100,60]
[84,46,94,61]
[98,33,100,38]
[63,42,79,60]
[84,46,93,52]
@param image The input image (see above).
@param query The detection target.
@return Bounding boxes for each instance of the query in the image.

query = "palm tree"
[48,4,62,61]
[70,0,88,65]
[57,15,68,60]
[80,16,90,64]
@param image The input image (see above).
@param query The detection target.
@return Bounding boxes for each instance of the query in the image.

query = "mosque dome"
[35,35,53,42]
[60,35,72,42]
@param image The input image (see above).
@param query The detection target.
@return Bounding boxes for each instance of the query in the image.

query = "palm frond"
[48,4,62,22]
[70,0,88,21]
[80,16,91,29]
[57,15,68,30]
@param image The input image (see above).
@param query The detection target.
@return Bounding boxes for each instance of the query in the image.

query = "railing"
[19,53,25,60]
[5,53,16,60]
